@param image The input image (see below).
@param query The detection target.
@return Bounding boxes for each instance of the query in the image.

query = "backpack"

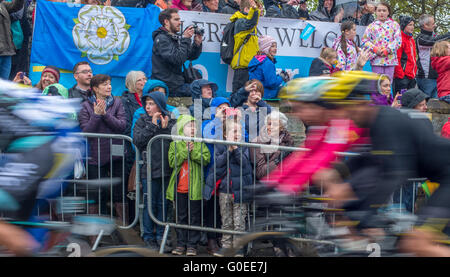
[220,21,252,65]
[220,21,237,65]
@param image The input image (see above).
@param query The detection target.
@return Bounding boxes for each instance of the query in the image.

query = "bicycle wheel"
[223,232,313,257]
[89,246,167,257]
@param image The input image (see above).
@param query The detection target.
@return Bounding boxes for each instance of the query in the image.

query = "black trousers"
[204,196,222,239]
[232,68,249,93]
[393,77,416,97]
[174,192,201,248]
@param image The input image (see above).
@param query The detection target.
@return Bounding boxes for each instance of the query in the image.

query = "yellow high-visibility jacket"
[230,8,260,70]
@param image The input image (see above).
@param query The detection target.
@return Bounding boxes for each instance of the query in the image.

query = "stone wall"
[167,97,448,143]
[427,99,450,135]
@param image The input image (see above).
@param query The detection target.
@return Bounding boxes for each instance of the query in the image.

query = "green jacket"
[230,7,260,69]
[166,115,211,201]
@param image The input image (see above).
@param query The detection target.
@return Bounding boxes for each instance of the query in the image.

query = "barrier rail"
[145,134,427,254]
[145,134,365,253]
[37,133,141,230]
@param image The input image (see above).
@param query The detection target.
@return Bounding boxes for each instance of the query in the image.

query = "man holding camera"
[151,8,203,97]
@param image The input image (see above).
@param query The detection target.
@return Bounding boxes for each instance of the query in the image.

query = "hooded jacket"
[166,114,211,201]
[309,0,337,22]
[204,143,253,203]
[431,56,450,98]
[132,91,177,180]
[78,95,127,166]
[394,31,417,80]
[131,79,180,138]
[248,55,283,99]
[188,79,218,118]
[362,18,402,66]
[332,36,359,71]
[0,0,24,56]
[230,8,260,70]
[219,0,239,14]
[416,29,450,79]
[230,87,272,142]
[151,27,202,94]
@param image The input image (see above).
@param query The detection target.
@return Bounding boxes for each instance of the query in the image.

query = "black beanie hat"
[401,88,429,109]
[399,15,414,32]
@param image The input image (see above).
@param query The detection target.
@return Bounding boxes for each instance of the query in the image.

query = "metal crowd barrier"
[145,134,346,254]
[36,133,141,230]
[145,134,429,254]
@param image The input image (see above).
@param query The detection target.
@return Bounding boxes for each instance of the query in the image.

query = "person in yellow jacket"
[230,0,262,93]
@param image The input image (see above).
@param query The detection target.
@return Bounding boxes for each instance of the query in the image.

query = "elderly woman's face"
[135,74,147,93]
[266,118,282,137]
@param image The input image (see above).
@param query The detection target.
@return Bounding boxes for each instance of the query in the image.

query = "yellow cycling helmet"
[278,76,336,102]
[320,71,380,105]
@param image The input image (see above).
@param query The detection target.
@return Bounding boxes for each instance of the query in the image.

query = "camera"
[280,70,291,83]
[192,24,205,36]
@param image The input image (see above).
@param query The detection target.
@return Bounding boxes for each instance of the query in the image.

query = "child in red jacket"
[393,16,417,96]
[431,41,450,103]
[442,117,450,139]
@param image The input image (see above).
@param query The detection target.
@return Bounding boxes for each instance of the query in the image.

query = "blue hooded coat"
[188,79,218,119]
[248,55,283,99]
[131,79,180,138]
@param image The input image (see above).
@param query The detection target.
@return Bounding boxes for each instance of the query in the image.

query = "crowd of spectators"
[1,0,450,257]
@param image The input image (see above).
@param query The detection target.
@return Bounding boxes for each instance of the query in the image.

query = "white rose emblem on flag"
[72,5,131,65]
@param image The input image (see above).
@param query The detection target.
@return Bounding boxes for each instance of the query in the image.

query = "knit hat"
[401,88,429,109]
[42,66,60,83]
[399,15,414,32]
[258,36,276,55]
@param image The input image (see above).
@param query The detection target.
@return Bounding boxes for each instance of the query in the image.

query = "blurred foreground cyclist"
[312,71,450,256]
[0,80,82,256]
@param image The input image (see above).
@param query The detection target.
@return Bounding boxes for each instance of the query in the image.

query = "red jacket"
[431,56,450,98]
[442,118,450,139]
[394,31,417,79]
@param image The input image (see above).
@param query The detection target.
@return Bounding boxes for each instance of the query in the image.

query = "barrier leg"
[92,229,105,251]
[160,225,170,254]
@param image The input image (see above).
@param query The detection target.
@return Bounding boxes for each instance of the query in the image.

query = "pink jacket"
[362,18,402,66]
[171,0,202,11]
[263,119,369,194]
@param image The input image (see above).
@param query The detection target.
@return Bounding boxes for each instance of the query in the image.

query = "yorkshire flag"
[30,0,161,95]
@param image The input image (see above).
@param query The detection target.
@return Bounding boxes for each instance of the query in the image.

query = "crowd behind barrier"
[0,0,449,257]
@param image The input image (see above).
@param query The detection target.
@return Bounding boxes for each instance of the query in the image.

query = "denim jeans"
[416,78,438,99]
[0,56,12,80]
[142,176,169,242]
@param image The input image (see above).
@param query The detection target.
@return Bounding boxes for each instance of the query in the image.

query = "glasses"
[76,70,93,74]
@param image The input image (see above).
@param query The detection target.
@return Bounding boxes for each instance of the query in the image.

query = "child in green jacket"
[167,114,210,256]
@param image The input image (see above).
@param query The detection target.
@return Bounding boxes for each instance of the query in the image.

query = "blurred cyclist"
[0,80,82,256]
[313,71,450,256]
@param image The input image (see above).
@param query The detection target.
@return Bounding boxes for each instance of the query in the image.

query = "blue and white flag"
[31,0,161,79]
